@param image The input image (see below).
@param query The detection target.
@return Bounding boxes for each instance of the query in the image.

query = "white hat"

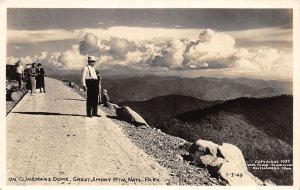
[88,56,96,62]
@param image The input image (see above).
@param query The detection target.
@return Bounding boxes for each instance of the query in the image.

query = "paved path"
[6,77,169,185]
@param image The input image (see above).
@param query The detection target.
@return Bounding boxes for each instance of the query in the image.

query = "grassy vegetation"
[176,95,293,145]
[154,95,293,185]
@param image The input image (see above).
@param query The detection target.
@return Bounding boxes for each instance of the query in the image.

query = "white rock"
[175,154,184,161]
[200,155,225,168]
[107,102,120,111]
[219,143,247,172]
[218,162,263,186]
[200,155,215,165]
[210,157,226,168]
[116,106,148,127]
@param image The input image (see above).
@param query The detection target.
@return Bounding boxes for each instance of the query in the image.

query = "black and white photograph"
[2,0,300,188]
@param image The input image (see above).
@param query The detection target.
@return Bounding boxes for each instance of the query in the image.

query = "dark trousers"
[86,79,99,116]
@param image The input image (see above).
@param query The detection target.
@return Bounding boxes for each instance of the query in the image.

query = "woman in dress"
[28,63,38,95]
[36,63,46,93]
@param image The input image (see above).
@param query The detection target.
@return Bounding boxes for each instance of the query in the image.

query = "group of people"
[16,56,106,118]
[81,56,109,118]
[15,61,46,95]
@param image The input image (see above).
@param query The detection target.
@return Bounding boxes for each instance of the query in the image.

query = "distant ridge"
[54,74,292,102]
[101,76,292,102]
[119,95,222,123]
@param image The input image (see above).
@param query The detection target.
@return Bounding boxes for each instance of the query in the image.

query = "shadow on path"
[106,115,118,119]
[12,111,86,117]
[57,98,85,101]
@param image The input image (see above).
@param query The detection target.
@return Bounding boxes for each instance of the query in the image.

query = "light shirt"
[81,65,97,86]
[16,65,24,74]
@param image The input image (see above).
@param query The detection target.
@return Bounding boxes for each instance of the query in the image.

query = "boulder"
[116,106,148,127]
[189,139,266,186]
[8,88,26,101]
[219,143,247,172]
[218,162,263,186]
[200,155,215,165]
[189,139,219,164]
[200,155,225,169]
[175,154,184,162]
[106,102,120,111]
[199,155,225,178]
[209,157,226,168]
[11,91,25,101]
[68,81,75,88]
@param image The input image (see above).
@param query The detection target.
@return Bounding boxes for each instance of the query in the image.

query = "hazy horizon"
[49,70,293,83]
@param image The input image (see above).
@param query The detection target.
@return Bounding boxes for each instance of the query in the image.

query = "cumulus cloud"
[79,33,101,56]
[149,40,186,68]
[57,45,86,69]
[184,29,237,69]
[234,48,292,73]
[106,37,137,59]
[7,56,19,65]
[7,29,293,80]
[7,46,86,71]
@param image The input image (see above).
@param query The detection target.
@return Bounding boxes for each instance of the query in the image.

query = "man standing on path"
[81,56,101,118]
[15,60,24,89]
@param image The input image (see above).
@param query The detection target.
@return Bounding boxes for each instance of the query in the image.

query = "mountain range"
[55,74,292,103]
[101,75,292,102]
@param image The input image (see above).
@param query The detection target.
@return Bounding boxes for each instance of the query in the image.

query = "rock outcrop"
[189,139,272,186]
[218,143,247,172]
[68,81,76,88]
[105,102,120,111]
[116,106,148,127]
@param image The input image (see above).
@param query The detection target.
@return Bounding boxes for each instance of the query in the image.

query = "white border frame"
[1,1,299,190]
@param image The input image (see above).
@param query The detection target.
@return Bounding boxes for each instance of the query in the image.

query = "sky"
[6,8,293,80]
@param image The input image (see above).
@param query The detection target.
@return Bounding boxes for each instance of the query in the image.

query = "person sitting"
[102,89,109,107]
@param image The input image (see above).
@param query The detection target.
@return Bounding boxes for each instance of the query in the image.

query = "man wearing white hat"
[81,56,101,118]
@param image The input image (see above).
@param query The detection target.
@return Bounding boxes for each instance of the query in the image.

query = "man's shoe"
[87,115,92,118]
